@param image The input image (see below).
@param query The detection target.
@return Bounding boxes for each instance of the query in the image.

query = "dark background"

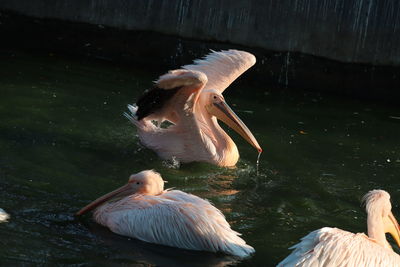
[1,0,399,103]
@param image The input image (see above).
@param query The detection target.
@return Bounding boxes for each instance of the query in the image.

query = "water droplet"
[163,157,180,169]
[256,151,262,175]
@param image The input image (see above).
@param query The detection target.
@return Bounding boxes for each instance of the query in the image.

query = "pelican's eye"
[213,95,217,100]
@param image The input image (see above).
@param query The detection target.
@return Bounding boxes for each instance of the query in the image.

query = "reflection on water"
[0,50,399,266]
[84,221,240,267]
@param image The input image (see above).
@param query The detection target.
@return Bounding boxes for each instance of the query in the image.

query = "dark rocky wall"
[0,0,399,65]
[0,11,399,104]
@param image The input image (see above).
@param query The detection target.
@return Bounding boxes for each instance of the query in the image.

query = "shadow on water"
[80,220,240,267]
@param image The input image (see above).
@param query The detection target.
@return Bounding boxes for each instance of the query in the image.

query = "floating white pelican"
[76,170,255,258]
[278,190,400,266]
[124,50,262,167]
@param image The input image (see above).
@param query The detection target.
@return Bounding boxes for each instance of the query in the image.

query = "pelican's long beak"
[76,183,133,216]
[208,101,262,152]
[383,211,400,247]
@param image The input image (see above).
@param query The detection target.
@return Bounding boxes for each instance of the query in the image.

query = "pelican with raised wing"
[76,170,255,258]
[124,50,262,167]
[278,189,400,266]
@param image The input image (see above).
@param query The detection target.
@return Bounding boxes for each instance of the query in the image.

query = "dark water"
[0,51,399,266]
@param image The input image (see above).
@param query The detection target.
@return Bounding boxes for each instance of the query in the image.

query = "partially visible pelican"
[76,170,255,258]
[278,190,400,266]
[124,50,262,167]
[0,208,9,223]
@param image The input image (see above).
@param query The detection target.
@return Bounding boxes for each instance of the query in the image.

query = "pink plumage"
[77,170,255,258]
[124,50,262,167]
[278,190,400,266]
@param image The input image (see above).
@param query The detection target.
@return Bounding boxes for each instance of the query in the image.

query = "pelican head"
[76,170,165,216]
[128,170,165,195]
[363,189,400,249]
[199,89,262,153]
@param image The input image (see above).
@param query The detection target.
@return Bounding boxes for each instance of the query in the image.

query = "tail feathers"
[226,242,255,258]
[124,104,140,127]
[277,227,332,267]
[219,229,255,258]
[124,104,159,133]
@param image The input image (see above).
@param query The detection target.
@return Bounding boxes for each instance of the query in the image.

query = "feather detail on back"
[277,227,400,267]
[94,190,254,258]
[135,86,181,120]
[134,70,207,123]
[156,69,207,90]
[183,50,256,93]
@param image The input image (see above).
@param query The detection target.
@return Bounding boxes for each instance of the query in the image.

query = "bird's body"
[77,170,254,258]
[278,190,400,267]
[94,190,253,257]
[125,50,261,166]
[126,103,239,166]
[278,227,400,267]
